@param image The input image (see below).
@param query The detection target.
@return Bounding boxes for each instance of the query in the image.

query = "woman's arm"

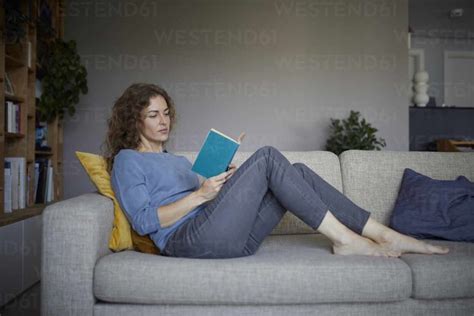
[157,191,207,228]
[160,164,239,227]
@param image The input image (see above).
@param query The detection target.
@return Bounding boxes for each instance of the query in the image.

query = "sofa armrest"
[41,192,113,316]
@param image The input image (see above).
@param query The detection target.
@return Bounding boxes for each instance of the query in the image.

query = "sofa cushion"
[390,168,474,241]
[340,150,474,225]
[94,234,411,305]
[75,151,160,255]
[175,150,342,235]
[400,238,474,299]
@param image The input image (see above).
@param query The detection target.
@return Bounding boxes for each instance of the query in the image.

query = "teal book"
[192,128,241,178]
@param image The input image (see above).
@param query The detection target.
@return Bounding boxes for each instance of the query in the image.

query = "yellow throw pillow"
[75,151,160,255]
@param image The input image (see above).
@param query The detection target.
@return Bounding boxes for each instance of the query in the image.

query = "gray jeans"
[161,146,371,259]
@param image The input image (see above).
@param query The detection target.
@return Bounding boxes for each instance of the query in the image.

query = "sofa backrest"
[340,150,474,225]
[174,150,342,235]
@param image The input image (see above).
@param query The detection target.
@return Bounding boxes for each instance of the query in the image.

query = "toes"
[439,246,450,253]
[426,244,450,254]
[433,246,449,254]
[388,250,401,258]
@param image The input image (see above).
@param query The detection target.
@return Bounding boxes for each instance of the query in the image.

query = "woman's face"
[138,95,171,146]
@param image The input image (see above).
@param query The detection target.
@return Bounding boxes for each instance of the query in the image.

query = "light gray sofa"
[41,149,474,316]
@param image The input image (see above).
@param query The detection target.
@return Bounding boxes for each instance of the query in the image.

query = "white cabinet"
[0,221,23,306]
[23,216,42,290]
[0,215,42,307]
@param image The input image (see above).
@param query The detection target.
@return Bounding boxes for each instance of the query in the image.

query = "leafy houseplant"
[325,110,386,156]
[38,39,88,123]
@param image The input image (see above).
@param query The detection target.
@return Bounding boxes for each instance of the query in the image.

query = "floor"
[0,282,40,316]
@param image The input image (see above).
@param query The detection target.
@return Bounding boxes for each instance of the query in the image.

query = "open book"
[191,128,241,178]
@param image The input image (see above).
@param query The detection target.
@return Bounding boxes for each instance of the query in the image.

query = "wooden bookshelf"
[0,0,64,227]
[0,202,53,227]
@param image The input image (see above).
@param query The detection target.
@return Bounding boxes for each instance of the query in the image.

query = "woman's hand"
[197,170,231,202]
[226,163,237,180]
[197,164,238,202]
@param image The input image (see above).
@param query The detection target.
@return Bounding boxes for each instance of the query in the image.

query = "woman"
[104,83,450,259]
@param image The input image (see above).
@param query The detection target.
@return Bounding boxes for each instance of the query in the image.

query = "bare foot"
[333,234,401,258]
[378,229,450,255]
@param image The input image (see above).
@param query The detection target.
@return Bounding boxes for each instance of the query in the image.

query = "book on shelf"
[50,163,54,202]
[191,128,241,178]
[46,159,54,203]
[34,158,54,204]
[34,162,40,203]
[4,157,26,210]
[45,159,54,203]
[15,102,20,133]
[5,101,21,133]
[35,158,47,204]
[27,41,32,68]
[4,161,13,213]
[26,174,29,206]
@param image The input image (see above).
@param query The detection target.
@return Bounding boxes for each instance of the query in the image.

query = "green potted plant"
[325,110,386,155]
[37,38,88,123]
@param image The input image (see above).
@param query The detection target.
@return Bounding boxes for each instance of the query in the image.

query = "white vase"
[414,71,429,82]
[413,70,430,107]
[414,93,429,106]
[414,82,429,94]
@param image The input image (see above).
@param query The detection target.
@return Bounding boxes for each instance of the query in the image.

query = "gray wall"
[63,0,408,199]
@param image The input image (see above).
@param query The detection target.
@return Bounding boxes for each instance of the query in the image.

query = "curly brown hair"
[101,83,177,173]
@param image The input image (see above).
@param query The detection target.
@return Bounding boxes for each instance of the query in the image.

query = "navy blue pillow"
[389,168,474,242]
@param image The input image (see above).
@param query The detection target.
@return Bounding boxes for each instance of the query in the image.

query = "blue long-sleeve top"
[110,148,206,251]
